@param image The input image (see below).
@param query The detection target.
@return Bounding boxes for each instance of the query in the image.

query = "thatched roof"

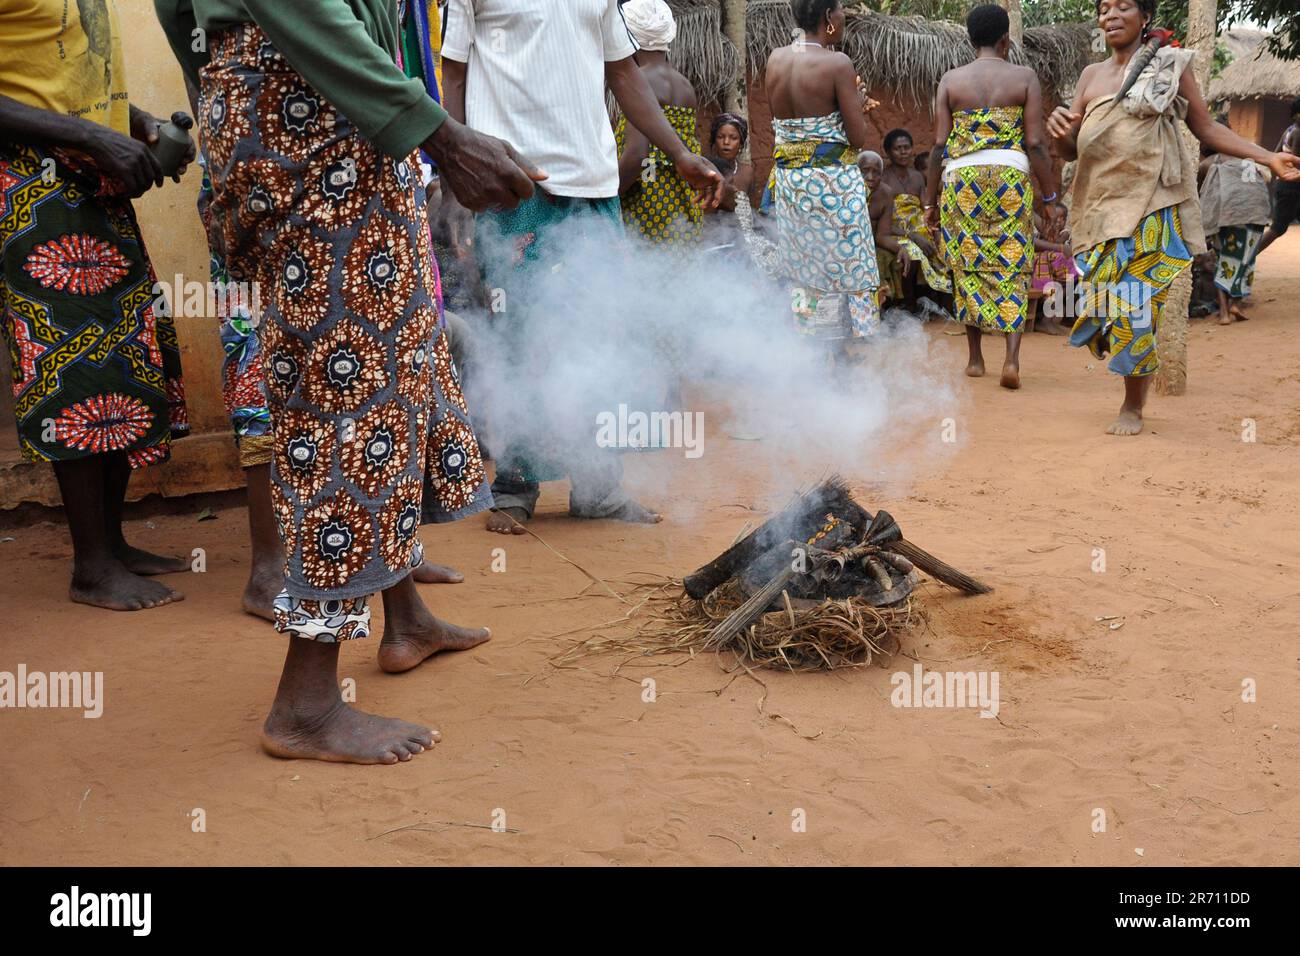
[1209,32,1300,103]
[746,0,1098,106]
[665,0,741,105]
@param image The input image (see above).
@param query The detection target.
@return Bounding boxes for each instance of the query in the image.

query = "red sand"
[3,235,1299,866]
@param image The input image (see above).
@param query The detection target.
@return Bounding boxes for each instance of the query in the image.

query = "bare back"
[942,58,1035,112]
[764,44,867,148]
[641,61,697,110]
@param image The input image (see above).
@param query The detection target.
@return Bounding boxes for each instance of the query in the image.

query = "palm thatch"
[746,1,1098,105]
[1209,34,1300,102]
[667,0,742,105]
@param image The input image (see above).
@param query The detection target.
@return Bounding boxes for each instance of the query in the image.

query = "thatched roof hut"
[745,0,1099,105]
[1208,31,1300,150]
[665,0,742,106]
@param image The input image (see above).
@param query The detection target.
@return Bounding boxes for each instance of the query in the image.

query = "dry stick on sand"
[501,511,628,604]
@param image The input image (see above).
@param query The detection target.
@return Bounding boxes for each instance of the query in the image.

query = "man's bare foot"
[1106,408,1144,436]
[1218,311,1234,325]
[260,700,438,764]
[965,357,985,377]
[413,561,464,584]
[113,543,189,575]
[1036,317,1069,336]
[605,500,663,524]
[486,507,528,534]
[378,613,491,674]
[70,561,184,611]
[242,561,283,621]
[999,363,1021,390]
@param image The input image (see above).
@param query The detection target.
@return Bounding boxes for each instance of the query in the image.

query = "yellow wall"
[0,0,244,511]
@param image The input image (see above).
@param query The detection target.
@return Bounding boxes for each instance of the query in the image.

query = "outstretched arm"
[607,56,722,207]
[1181,68,1300,181]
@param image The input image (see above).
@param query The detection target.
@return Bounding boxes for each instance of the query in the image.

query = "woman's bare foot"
[242,560,283,621]
[413,561,464,584]
[1230,304,1249,321]
[486,507,529,534]
[70,560,184,611]
[965,357,985,377]
[378,614,492,674]
[605,500,663,524]
[261,700,438,764]
[113,543,189,575]
[1106,407,1144,436]
[1218,310,1234,325]
[999,362,1021,390]
[1035,317,1069,335]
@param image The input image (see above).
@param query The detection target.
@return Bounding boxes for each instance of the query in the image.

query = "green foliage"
[1228,1,1300,60]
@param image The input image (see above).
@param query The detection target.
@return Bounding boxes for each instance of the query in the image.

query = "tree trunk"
[999,0,1023,45]
[721,0,747,115]
[1156,0,1216,396]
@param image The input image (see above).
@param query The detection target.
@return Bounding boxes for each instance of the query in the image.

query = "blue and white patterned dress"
[771,112,880,338]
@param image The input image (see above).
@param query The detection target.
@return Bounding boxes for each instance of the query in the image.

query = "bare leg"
[1000,332,1022,390]
[965,325,985,377]
[242,463,284,621]
[54,455,182,610]
[103,452,188,574]
[261,636,438,764]
[1217,288,1234,325]
[376,573,491,674]
[1254,226,1280,258]
[1106,375,1150,436]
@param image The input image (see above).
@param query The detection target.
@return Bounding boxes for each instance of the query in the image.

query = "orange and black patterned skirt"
[199,24,489,640]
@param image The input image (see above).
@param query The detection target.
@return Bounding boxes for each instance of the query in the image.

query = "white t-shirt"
[442,0,635,198]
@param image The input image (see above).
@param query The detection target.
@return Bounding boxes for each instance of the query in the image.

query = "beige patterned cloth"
[1070,46,1207,257]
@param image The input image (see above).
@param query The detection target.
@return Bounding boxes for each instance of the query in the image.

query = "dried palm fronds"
[551,579,920,673]
[667,0,742,105]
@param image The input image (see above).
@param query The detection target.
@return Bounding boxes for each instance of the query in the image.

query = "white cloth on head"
[442,0,636,198]
[621,0,677,52]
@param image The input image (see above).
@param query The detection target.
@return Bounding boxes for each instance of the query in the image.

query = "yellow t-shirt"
[0,0,130,135]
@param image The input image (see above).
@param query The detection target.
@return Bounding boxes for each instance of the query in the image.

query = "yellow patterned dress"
[614,105,703,256]
[893,193,951,294]
[939,106,1033,333]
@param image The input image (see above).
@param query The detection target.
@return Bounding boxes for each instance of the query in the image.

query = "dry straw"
[551,578,920,673]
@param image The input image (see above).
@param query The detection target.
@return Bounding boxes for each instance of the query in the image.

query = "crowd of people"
[1,0,1298,766]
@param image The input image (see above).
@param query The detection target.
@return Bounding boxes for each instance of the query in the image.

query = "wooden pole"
[1155,0,1217,396]
[999,0,1024,46]
[721,0,747,115]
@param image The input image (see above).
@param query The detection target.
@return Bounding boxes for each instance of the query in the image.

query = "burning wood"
[684,477,992,651]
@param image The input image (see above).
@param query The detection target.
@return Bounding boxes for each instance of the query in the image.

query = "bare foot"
[413,561,464,584]
[1106,408,1144,436]
[1218,311,1234,325]
[242,561,282,622]
[965,357,985,377]
[378,612,492,674]
[486,507,529,535]
[1230,304,1249,321]
[70,561,184,611]
[1035,317,1069,336]
[114,543,189,575]
[261,700,438,764]
[999,363,1021,390]
[604,500,663,524]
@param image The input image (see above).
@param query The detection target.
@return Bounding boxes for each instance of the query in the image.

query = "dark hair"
[1291,97,1300,117]
[790,0,840,32]
[966,4,1010,48]
[883,128,913,152]
[710,112,749,150]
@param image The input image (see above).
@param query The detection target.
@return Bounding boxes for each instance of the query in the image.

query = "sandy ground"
[3,234,1299,867]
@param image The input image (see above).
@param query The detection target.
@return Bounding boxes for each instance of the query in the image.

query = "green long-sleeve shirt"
[153,0,446,159]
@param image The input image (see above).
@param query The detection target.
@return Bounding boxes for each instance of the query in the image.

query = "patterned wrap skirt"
[940,163,1033,334]
[199,24,490,638]
[1213,224,1264,299]
[1069,206,1192,378]
[1,142,188,466]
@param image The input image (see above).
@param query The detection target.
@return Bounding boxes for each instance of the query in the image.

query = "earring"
[828,21,836,37]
